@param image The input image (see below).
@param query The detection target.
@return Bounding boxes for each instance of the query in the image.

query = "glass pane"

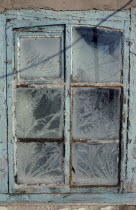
[16,142,64,185]
[16,87,64,139]
[72,27,122,83]
[72,142,119,185]
[72,87,121,140]
[19,36,63,80]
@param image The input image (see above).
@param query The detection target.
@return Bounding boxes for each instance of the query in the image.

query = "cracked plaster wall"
[0,205,135,210]
[0,0,136,12]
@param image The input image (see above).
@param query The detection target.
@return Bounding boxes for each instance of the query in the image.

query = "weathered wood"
[5,10,130,22]
[0,14,8,193]
[125,8,136,192]
[0,193,136,204]
[7,23,15,193]
[64,25,72,186]
[7,19,125,31]
[2,193,136,204]
[3,8,135,203]
[119,21,131,193]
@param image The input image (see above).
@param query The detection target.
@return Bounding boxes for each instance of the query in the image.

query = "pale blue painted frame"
[125,8,136,193]
[6,10,130,193]
[0,13,8,193]
[0,9,135,203]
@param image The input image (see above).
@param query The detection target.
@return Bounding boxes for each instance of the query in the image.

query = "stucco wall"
[0,0,136,12]
[0,205,135,210]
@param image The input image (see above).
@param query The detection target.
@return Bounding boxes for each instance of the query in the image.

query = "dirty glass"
[72,27,122,83]
[72,142,119,185]
[19,36,62,80]
[16,142,64,185]
[72,87,121,140]
[16,87,64,139]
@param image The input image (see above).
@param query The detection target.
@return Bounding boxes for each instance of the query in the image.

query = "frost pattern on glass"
[72,87,121,140]
[72,27,122,83]
[16,88,64,139]
[16,142,64,185]
[72,142,119,185]
[19,37,62,80]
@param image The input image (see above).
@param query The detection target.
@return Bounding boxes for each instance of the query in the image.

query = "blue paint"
[0,8,134,203]
[0,13,8,193]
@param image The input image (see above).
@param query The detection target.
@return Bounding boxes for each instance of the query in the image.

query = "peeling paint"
[0,6,135,205]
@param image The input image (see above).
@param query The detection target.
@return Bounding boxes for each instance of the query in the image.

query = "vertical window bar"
[120,21,131,193]
[64,25,72,185]
[0,14,8,193]
[6,23,15,193]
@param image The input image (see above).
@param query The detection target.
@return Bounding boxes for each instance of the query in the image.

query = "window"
[71,27,122,186]
[14,25,65,185]
[0,9,135,203]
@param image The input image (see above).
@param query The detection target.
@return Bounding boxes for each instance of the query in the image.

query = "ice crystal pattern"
[19,37,62,80]
[72,142,119,185]
[72,87,121,140]
[72,27,122,83]
[16,87,64,139]
[16,142,64,184]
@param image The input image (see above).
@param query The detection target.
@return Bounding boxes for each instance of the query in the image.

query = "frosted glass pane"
[72,87,121,140]
[19,37,62,80]
[16,87,64,139]
[72,27,122,83]
[16,142,64,185]
[72,142,119,185]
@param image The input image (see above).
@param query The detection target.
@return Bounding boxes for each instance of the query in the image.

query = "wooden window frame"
[0,9,135,204]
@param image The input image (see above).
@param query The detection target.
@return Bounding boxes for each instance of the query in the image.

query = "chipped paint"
[0,8,134,204]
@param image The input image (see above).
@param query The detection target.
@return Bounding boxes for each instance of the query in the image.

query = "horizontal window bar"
[17,138,64,143]
[72,139,119,143]
[71,82,123,87]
